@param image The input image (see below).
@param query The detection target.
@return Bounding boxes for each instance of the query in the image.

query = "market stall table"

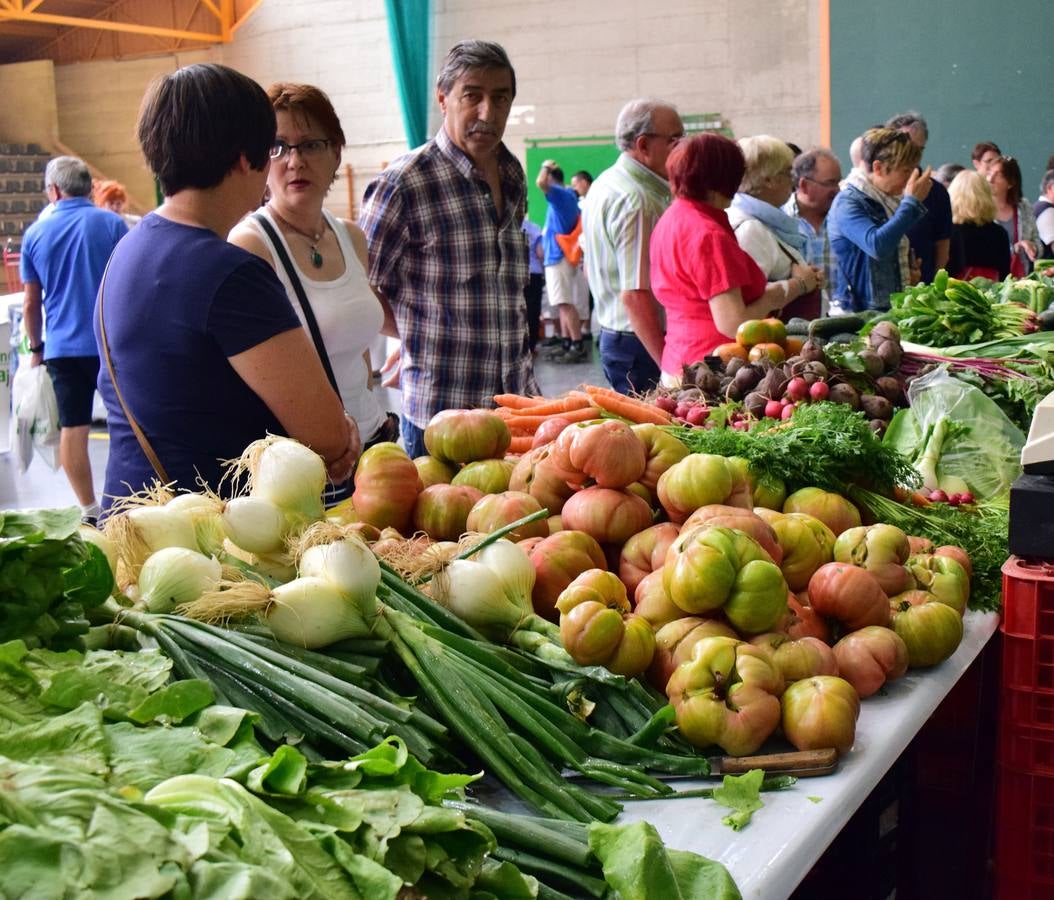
[613,609,999,899]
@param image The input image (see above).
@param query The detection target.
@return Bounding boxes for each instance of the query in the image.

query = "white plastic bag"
[10,362,60,472]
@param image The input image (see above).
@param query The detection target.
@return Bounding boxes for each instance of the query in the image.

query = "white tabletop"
[614,610,1000,899]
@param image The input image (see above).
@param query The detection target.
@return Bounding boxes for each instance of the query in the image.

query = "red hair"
[267,82,345,147]
[667,133,745,204]
[93,179,127,208]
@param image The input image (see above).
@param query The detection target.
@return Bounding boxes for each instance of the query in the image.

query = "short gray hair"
[792,147,840,188]
[45,156,92,197]
[614,98,678,152]
[885,111,928,141]
[1042,169,1054,196]
[436,40,516,98]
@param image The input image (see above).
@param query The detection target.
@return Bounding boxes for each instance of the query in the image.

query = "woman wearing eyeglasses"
[828,128,931,311]
[95,64,358,507]
[986,155,1040,276]
[230,83,399,500]
[726,135,825,320]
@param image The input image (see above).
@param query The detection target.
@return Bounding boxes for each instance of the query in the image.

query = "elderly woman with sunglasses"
[230,83,399,500]
[828,128,932,312]
[727,135,826,320]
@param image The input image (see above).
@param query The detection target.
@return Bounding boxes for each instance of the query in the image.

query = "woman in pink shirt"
[650,134,819,382]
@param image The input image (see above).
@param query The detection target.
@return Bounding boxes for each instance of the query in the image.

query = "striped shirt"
[360,126,538,428]
[581,153,672,333]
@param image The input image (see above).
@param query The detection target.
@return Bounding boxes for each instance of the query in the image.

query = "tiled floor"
[0,344,609,512]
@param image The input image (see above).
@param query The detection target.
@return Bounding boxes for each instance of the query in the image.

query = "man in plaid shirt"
[360,40,538,458]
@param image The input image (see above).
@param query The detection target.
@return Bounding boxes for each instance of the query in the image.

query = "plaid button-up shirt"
[360,127,538,428]
[783,193,834,314]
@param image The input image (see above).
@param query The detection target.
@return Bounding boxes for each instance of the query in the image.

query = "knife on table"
[706,747,838,778]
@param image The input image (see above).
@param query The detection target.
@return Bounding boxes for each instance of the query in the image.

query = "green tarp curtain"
[384,0,431,149]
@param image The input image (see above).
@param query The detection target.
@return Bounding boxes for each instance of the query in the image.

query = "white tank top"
[248,208,386,440]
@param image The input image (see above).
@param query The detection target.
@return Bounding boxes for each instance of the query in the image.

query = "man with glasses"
[581,98,683,395]
[784,147,842,314]
[886,112,951,283]
[360,40,537,458]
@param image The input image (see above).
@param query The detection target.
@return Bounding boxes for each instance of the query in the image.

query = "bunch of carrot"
[493,385,671,453]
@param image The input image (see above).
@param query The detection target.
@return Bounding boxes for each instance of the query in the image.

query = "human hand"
[327,414,361,485]
[904,166,933,203]
[909,253,923,285]
[380,345,400,389]
[811,265,826,290]
[790,263,818,293]
[1016,240,1039,262]
[29,351,43,368]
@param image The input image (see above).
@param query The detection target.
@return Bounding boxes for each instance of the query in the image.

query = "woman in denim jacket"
[828,129,931,311]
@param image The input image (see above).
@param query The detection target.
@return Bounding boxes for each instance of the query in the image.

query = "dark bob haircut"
[268,82,346,148]
[667,133,745,204]
[137,63,275,195]
[991,155,1023,206]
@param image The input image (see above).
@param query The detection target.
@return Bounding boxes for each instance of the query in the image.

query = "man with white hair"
[20,155,127,522]
[581,98,683,395]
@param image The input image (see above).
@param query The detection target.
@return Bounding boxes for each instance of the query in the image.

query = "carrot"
[581,385,671,425]
[504,405,602,433]
[493,393,551,409]
[505,394,593,418]
[507,434,535,454]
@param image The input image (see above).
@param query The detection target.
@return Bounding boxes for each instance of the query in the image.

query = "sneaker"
[540,336,563,349]
[540,342,570,360]
[550,344,589,364]
[81,514,99,528]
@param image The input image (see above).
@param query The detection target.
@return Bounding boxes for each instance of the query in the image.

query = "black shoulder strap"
[251,211,339,394]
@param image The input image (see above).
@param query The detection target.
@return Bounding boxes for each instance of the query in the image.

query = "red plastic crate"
[1003,633,1054,693]
[1001,687,1054,730]
[1002,557,1054,639]
[994,765,1054,896]
[1000,725,1054,775]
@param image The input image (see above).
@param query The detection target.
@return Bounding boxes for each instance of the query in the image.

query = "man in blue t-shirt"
[21,156,127,522]
[886,113,951,283]
[536,160,587,362]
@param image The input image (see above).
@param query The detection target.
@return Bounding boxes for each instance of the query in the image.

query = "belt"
[600,327,637,336]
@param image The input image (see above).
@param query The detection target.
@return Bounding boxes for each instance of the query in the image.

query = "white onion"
[251,438,326,520]
[471,539,536,616]
[222,496,290,555]
[431,559,529,641]
[126,505,198,554]
[266,576,370,648]
[299,538,380,606]
[137,547,222,613]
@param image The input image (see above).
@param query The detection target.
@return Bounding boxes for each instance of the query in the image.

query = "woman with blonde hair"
[948,170,1010,280]
[727,135,824,319]
[828,128,932,311]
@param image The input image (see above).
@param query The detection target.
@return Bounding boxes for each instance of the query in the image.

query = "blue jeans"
[598,329,660,396]
[401,418,426,460]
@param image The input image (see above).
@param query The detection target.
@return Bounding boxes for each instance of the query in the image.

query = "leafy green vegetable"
[588,819,741,899]
[672,402,920,494]
[711,768,766,831]
[0,508,114,649]
[808,796,822,803]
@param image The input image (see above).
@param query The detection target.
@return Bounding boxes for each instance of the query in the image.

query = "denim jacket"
[828,185,926,311]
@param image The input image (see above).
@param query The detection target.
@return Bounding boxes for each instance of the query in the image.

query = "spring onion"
[221,495,291,555]
[104,504,198,584]
[136,547,222,613]
[230,435,327,521]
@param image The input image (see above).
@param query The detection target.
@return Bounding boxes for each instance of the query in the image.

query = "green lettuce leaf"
[0,702,109,775]
[588,819,741,900]
[712,768,765,831]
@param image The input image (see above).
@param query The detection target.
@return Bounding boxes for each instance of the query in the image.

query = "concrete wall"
[0,60,59,144]
[28,0,821,214]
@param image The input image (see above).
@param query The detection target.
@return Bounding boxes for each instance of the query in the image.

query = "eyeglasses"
[270,138,332,161]
[643,131,685,146]
[804,176,841,189]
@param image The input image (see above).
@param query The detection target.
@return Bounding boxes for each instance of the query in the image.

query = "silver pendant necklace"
[269,205,324,268]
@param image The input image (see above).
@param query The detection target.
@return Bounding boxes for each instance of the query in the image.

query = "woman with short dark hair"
[95,63,358,506]
[649,133,818,382]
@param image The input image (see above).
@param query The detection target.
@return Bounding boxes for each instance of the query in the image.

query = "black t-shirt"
[949,222,1012,280]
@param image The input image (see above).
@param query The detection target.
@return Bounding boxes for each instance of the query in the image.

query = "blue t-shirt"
[542,182,581,266]
[906,178,952,283]
[20,197,128,358]
[95,213,302,504]
[522,219,543,275]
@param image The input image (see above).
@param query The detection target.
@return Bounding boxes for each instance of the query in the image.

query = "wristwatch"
[29,342,44,354]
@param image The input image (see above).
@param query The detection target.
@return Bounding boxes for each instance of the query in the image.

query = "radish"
[764,399,783,419]
[675,402,692,418]
[960,491,975,505]
[655,395,678,413]
[781,403,796,420]
[948,493,963,506]
[809,381,830,402]
[686,405,711,426]
[786,377,809,402]
[928,489,948,503]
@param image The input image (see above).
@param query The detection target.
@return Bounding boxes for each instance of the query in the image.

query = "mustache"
[467,122,497,135]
